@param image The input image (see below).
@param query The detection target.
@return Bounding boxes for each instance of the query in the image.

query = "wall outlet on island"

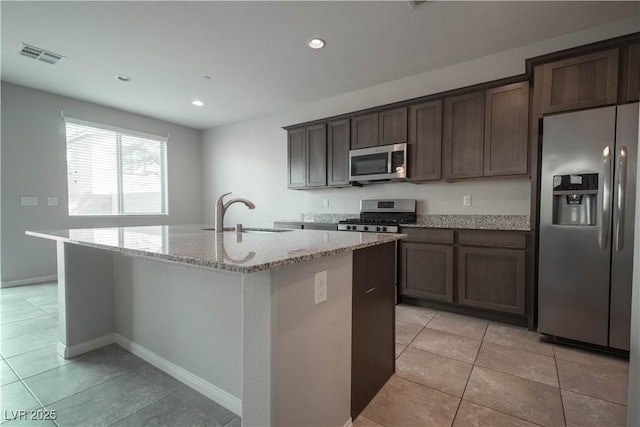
[315,270,327,305]
[463,195,472,206]
[323,198,329,207]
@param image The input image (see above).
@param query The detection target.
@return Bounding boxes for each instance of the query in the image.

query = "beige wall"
[1,82,203,285]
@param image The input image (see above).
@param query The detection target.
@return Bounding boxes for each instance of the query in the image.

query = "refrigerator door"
[610,102,639,350]
[538,106,616,346]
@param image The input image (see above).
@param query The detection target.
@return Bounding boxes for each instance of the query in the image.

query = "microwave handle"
[387,154,392,174]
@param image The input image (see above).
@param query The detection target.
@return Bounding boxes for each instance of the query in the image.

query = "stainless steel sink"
[202,227,293,234]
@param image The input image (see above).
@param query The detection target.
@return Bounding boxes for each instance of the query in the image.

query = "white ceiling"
[1,1,638,130]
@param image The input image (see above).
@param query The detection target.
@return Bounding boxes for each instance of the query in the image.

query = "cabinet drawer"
[400,228,454,244]
[458,230,527,249]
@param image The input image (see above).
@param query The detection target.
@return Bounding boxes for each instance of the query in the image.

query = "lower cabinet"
[399,228,529,322]
[400,242,453,302]
[352,242,395,419]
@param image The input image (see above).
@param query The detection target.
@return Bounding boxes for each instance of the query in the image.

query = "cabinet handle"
[365,287,378,294]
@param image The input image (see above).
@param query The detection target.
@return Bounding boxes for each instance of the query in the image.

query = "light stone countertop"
[26,224,404,274]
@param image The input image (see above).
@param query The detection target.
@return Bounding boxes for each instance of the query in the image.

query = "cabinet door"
[621,43,640,103]
[458,247,525,315]
[409,100,442,181]
[379,107,408,146]
[305,124,327,187]
[400,242,454,302]
[484,82,529,176]
[352,242,395,419]
[443,91,485,179]
[541,49,619,114]
[351,113,379,149]
[327,119,350,186]
[287,128,306,188]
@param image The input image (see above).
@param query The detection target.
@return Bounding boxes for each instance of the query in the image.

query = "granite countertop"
[26,224,404,274]
[276,214,530,231]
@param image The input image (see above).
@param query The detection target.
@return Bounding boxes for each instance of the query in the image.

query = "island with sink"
[26,223,403,426]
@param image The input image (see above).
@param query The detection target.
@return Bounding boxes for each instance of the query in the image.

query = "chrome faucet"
[215,192,256,232]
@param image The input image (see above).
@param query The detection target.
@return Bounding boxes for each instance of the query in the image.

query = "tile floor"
[0,282,241,427]
[355,305,630,427]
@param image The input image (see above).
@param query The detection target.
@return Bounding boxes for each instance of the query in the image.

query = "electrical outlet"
[463,195,472,206]
[323,198,329,207]
[21,196,38,206]
[47,197,59,206]
[315,270,327,305]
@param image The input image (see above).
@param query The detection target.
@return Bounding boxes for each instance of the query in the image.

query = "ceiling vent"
[18,44,65,65]
[408,1,428,9]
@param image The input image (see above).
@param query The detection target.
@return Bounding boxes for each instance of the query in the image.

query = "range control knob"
[363,226,369,231]
[376,226,381,232]
[382,227,387,232]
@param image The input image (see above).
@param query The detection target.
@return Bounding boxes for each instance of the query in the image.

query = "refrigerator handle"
[615,146,628,252]
[599,146,612,251]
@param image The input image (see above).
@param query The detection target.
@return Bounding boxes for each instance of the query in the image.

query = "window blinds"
[64,117,168,216]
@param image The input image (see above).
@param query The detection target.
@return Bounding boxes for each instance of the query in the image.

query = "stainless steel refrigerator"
[538,102,639,351]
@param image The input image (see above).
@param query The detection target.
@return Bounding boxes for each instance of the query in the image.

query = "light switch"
[21,196,38,206]
[47,197,59,206]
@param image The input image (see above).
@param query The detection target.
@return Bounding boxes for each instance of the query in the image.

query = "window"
[64,118,168,216]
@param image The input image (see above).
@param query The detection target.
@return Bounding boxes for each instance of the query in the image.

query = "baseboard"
[57,333,116,358]
[343,418,353,427]
[1,275,57,288]
[114,333,242,417]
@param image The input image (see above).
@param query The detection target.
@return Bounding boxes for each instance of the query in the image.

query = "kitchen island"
[26,225,403,427]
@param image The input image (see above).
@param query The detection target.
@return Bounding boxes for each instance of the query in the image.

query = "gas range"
[337,199,416,233]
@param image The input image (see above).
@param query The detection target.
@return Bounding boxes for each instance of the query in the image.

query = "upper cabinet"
[443,91,486,179]
[287,128,306,188]
[327,119,351,186]
[351,107,407,149]
[287,124,327,189]
[484,82,530,176]
[621,43,640,103]
[541,49,619,114]
[409,100,442,182]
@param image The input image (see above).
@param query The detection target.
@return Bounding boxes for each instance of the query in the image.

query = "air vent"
[17,44,65,65]
[409,1,428,9]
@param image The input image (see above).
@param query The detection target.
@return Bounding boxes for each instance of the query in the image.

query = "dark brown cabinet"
[351,113,379,149]
[622,43,640,103]
[305,124,327,187]
[351,107,407,149]
[400,242,453,302]
[399,228,528,322]
[352,242,395,419]
[287,128,306,188]
[457,246,526,316]
[443,91,486,179]
[408,100,442,181]
[541,49,619,114]
[484,82,529,176]
[286,124,327,189]
[327,119,350,186]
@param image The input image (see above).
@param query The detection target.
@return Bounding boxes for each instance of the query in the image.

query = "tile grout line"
[553,348,568,426]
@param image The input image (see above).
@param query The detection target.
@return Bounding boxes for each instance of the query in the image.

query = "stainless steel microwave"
[349,143,407,183]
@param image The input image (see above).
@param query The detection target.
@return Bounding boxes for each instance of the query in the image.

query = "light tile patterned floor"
[356,304,630,427]
[0,282,240,427]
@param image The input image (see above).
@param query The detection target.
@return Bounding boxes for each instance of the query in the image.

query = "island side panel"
[269,251,353,427]
[113,254,243,414]
[57,241,116,357]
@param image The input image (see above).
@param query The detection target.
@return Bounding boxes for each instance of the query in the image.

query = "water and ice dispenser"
[551,173,598,226]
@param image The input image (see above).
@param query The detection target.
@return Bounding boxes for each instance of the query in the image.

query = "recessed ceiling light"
[192,100,204,107]
[116,75,130,82]
[308,38,325,49]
